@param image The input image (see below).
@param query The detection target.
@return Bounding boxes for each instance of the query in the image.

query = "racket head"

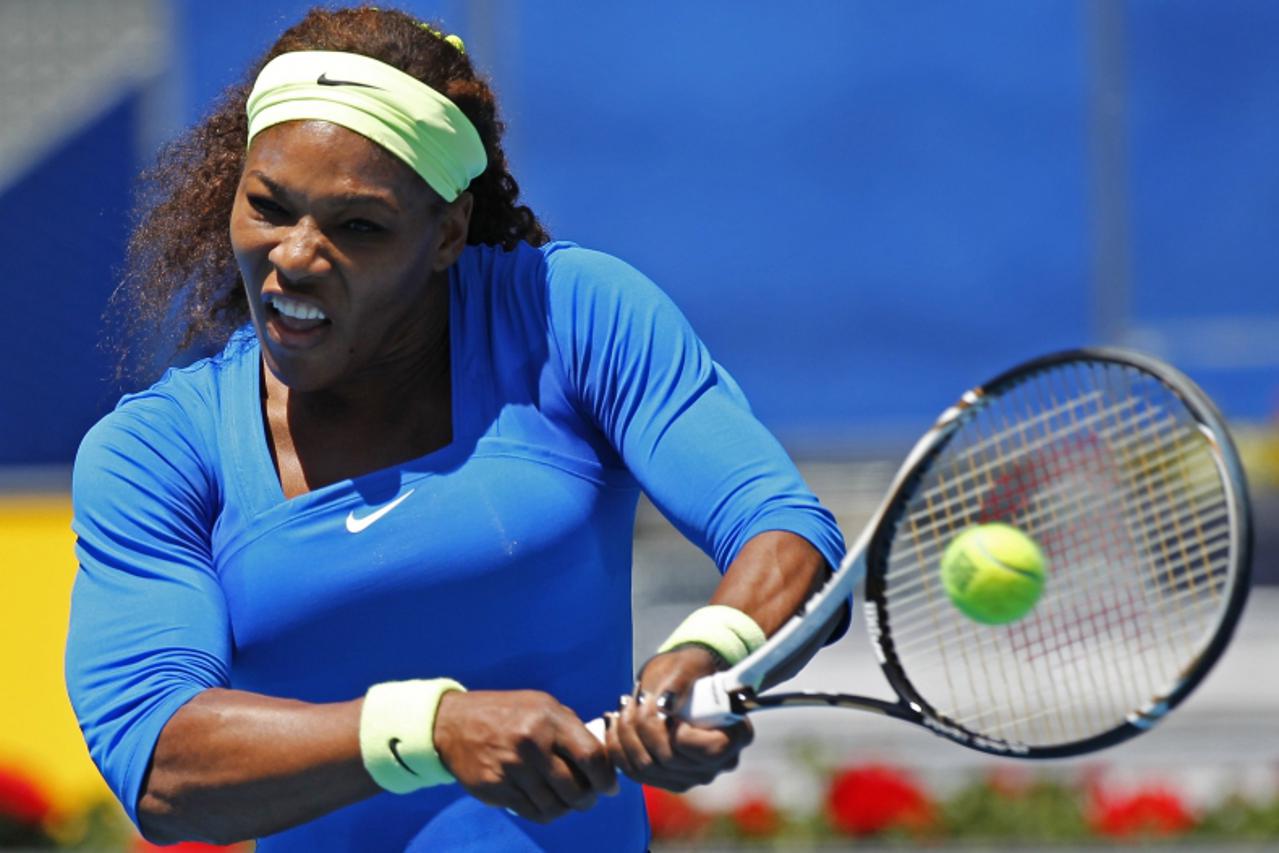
[864,347,1252,758]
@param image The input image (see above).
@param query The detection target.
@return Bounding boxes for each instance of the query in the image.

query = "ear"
[433,191,474,271]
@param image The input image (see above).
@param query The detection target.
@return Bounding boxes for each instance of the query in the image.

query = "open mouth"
[264,293,332,346]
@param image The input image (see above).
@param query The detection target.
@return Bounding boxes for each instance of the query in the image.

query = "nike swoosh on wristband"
[387,737,419,776]
[316,72,382,89]
[346,489,415,533]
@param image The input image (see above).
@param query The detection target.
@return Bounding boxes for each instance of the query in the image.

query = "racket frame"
[686,347,1253,759]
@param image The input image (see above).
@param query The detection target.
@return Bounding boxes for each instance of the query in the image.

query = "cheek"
[229,211,270,278]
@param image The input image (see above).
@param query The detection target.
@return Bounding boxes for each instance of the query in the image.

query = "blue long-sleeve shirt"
[66,241,846,851]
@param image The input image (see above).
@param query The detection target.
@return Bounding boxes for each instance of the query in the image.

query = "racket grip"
[684,675,741,726]
[583,675,740,745]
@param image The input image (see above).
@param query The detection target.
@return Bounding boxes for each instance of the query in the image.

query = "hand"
[433,690,618,822]
[605,646,754,792]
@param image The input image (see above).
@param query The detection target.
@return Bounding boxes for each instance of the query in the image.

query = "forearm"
[705,530,843,687]
[138,688,378,844]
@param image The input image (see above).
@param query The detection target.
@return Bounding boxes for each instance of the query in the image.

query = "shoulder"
[536,243,683,340]
[95,333,250,445]
[453,241,677,343]
[75,334,254,498]
[457,240,660,298]
[541,241,659,296]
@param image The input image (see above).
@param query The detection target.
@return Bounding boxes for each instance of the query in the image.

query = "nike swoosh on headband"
[316,72,382,89]
[346,489,415,533]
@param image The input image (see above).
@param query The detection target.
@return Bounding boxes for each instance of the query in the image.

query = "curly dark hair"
[108,5,548,386]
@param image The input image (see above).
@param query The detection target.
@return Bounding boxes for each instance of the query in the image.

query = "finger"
[508,762,571,823]
[496,783,544,823]
[613,703,705,791]
[615,692,661,781]
[632,684,731,775]
[557,718,619,796]
[543,753,598,812]
[631,692,679,769]
[671,718,754,764]
[605,710,638,780]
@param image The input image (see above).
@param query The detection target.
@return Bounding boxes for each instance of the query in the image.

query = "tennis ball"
[940,524,1046,625]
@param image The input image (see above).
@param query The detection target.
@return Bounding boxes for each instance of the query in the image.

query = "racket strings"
[887,425,1227,575]
[904,391,1196,533]
[883,379,1230,602]
[885,457,1232,610]
[1013,364,1218,737]
[879,361,1235,747]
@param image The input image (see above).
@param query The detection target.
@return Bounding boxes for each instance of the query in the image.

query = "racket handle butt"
[585,716,607,744]
[685,676,742,726]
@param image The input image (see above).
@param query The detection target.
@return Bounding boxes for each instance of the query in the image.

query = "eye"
[343,218,385,235]
[248,195,288,218]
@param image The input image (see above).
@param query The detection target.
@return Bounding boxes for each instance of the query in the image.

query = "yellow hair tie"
[419,21,466,55]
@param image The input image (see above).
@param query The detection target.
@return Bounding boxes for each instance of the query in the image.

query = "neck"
[268,276,452,431]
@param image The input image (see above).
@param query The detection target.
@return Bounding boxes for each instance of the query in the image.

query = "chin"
[260,341,335,393]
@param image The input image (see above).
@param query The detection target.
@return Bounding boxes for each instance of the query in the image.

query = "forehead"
[244,120,439,207]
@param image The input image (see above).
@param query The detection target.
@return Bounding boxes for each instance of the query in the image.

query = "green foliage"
[1193,792,1279,840]
[942,777,1091,843]
[55,800,137,850]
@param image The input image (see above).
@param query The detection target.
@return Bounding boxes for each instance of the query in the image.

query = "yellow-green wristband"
[360,678,465,794]
[657,605,767,666]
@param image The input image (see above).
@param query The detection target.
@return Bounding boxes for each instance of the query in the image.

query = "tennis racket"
[591,347,1252,758]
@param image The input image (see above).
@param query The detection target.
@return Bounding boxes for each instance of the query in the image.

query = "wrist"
[656,642,730,671]
[359,678,466,794]
[657,605,766,667]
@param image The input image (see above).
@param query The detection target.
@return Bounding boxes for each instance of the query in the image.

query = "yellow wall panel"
[0,496,112,813]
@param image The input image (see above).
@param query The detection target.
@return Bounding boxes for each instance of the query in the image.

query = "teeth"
[269,294,327,321]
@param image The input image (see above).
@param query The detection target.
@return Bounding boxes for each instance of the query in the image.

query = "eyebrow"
[247,171,401,214]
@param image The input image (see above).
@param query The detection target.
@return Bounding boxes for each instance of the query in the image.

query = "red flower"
[826,764,933,836]
[643,785,708,840]
[0,766,51,826]
[1089,787,1195,838]
[730,794,782,838]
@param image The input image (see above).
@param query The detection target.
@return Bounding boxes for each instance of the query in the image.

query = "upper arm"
[65,398,231,827]
[544,248,846,574]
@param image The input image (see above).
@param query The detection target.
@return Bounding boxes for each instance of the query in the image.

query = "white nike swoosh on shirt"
[345,489,415,533]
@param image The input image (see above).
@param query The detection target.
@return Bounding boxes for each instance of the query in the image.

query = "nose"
[268,217,332,281]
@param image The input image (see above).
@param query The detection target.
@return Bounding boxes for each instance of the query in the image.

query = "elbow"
[137,780,248,847]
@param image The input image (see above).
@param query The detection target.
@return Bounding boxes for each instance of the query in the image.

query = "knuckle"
[530,691,559,711]
[513,725,550,752]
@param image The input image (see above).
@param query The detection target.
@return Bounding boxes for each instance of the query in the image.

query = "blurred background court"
[1,0,1276,848]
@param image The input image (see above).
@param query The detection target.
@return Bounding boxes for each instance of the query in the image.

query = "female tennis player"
[64,7,845,851]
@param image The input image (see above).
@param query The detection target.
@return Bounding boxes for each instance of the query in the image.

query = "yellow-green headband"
[246,51,487,202]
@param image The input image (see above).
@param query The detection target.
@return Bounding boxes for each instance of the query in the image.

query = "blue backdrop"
[2,0,1275,463]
